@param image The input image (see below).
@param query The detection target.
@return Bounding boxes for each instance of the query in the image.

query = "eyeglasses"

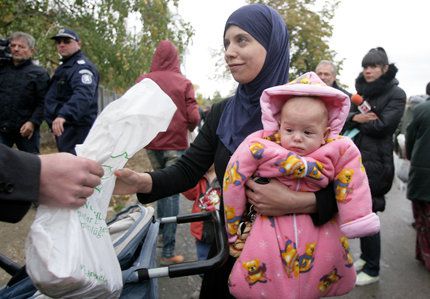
[55,38,72,45]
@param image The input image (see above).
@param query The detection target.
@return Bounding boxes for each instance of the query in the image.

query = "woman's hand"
[113,168,152,195]
[245,178,317,216]
[353,112,379,123]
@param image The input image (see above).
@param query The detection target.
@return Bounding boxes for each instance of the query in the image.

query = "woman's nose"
[224,45,237,60]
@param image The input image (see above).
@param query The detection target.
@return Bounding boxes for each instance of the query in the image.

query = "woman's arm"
[245,179,337,226]
[245,179,316,215]
[114,101,228,201]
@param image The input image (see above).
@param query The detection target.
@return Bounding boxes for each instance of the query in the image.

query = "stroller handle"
[0,253,21,276]
[135,210,228,280]
[168,210,228,278]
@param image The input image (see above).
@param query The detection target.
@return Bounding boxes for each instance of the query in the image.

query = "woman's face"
[362,65,388,82]
[224,25,267,84]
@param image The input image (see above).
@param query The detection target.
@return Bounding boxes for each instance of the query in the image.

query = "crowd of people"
[0,2,429,298]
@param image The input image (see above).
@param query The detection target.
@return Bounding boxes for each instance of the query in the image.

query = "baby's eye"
[304,130,313,135]
[285,128,293,133]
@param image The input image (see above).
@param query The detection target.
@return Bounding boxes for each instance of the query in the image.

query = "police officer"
[0,32,50,154]
[44,28,99,154]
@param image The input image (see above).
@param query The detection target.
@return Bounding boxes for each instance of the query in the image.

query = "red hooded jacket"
[136,40,200,150]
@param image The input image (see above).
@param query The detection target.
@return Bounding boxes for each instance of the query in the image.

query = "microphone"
[351,94,372,114]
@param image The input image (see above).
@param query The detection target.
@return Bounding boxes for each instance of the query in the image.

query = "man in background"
[44,28,99,154]
[316,60,351,97]
[0,32,49,154]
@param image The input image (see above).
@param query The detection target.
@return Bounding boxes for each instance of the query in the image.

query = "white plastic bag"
[26,79,176,298]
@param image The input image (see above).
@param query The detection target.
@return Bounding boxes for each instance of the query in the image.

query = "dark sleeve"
[137,101,225,203]
[343,105,360,132]
[58,65,99,122]
[405,106,419,160]
[0,144,40,223]
[360,91,406,138]
[310,182,338,226]
[184,81,200,131]
[29,68,50,127]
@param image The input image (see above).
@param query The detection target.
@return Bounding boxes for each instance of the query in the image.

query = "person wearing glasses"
[0,32,50,154]
[44,28,99,155]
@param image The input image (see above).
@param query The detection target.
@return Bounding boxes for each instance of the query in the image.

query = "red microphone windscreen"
[351,94,364,105]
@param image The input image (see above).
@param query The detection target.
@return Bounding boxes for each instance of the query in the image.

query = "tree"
[211,90,224,105]
[0,0,193,92]
[249,0,341,79]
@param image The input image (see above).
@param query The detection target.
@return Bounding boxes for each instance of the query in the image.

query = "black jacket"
[333,81,352,98]
[0,59,49,132]
[344,64,406,210]
[406,99,430,203]
[0,144,40,223]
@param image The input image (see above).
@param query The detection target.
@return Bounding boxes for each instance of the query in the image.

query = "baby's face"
[279,97,329,156]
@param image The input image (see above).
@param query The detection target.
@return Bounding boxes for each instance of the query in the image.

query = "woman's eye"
[223,40,230,50]
[237,36,248,45]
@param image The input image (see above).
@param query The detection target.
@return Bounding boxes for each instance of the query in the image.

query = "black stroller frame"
[0,205,228,298]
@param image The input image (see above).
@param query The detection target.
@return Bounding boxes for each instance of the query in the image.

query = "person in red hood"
[136,40,200,265]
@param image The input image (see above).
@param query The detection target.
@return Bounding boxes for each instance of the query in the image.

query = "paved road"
[1,179,429,298]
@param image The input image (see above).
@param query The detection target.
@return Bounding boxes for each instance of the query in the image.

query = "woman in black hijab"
[114,4,338,297]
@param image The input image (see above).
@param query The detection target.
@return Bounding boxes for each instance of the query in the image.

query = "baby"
[223,72,379,298]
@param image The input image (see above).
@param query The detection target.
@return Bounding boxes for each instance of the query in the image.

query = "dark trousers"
[147,149,184,258]
[0,130,40,154]
[200,244,235,299]
[360,231,381,276]
[55,125,91,155]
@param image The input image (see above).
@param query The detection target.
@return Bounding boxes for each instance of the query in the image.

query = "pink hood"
[260,72,350,137]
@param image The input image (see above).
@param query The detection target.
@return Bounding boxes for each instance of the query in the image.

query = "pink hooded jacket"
[223,72,379,298]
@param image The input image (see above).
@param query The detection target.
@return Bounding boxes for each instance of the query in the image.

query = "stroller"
[0,204,228,298]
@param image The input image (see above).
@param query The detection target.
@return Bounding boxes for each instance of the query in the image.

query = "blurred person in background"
[0,32,49,154]
[135,39,200,265]
[405,81,430,271]
[343,47,406,286]
[315,60,351,98]
[44,28,99,155]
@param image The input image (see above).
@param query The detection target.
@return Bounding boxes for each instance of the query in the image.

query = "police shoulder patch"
[79,69,93,76]
[77,59,86,65]
[81,74,93,84]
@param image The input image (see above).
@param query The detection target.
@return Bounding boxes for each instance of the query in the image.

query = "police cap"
[51,28,80,42]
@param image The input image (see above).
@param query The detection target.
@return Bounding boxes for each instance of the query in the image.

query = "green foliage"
[210,90,224,104]
[249,0,342,79]
[0,0,194,92]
